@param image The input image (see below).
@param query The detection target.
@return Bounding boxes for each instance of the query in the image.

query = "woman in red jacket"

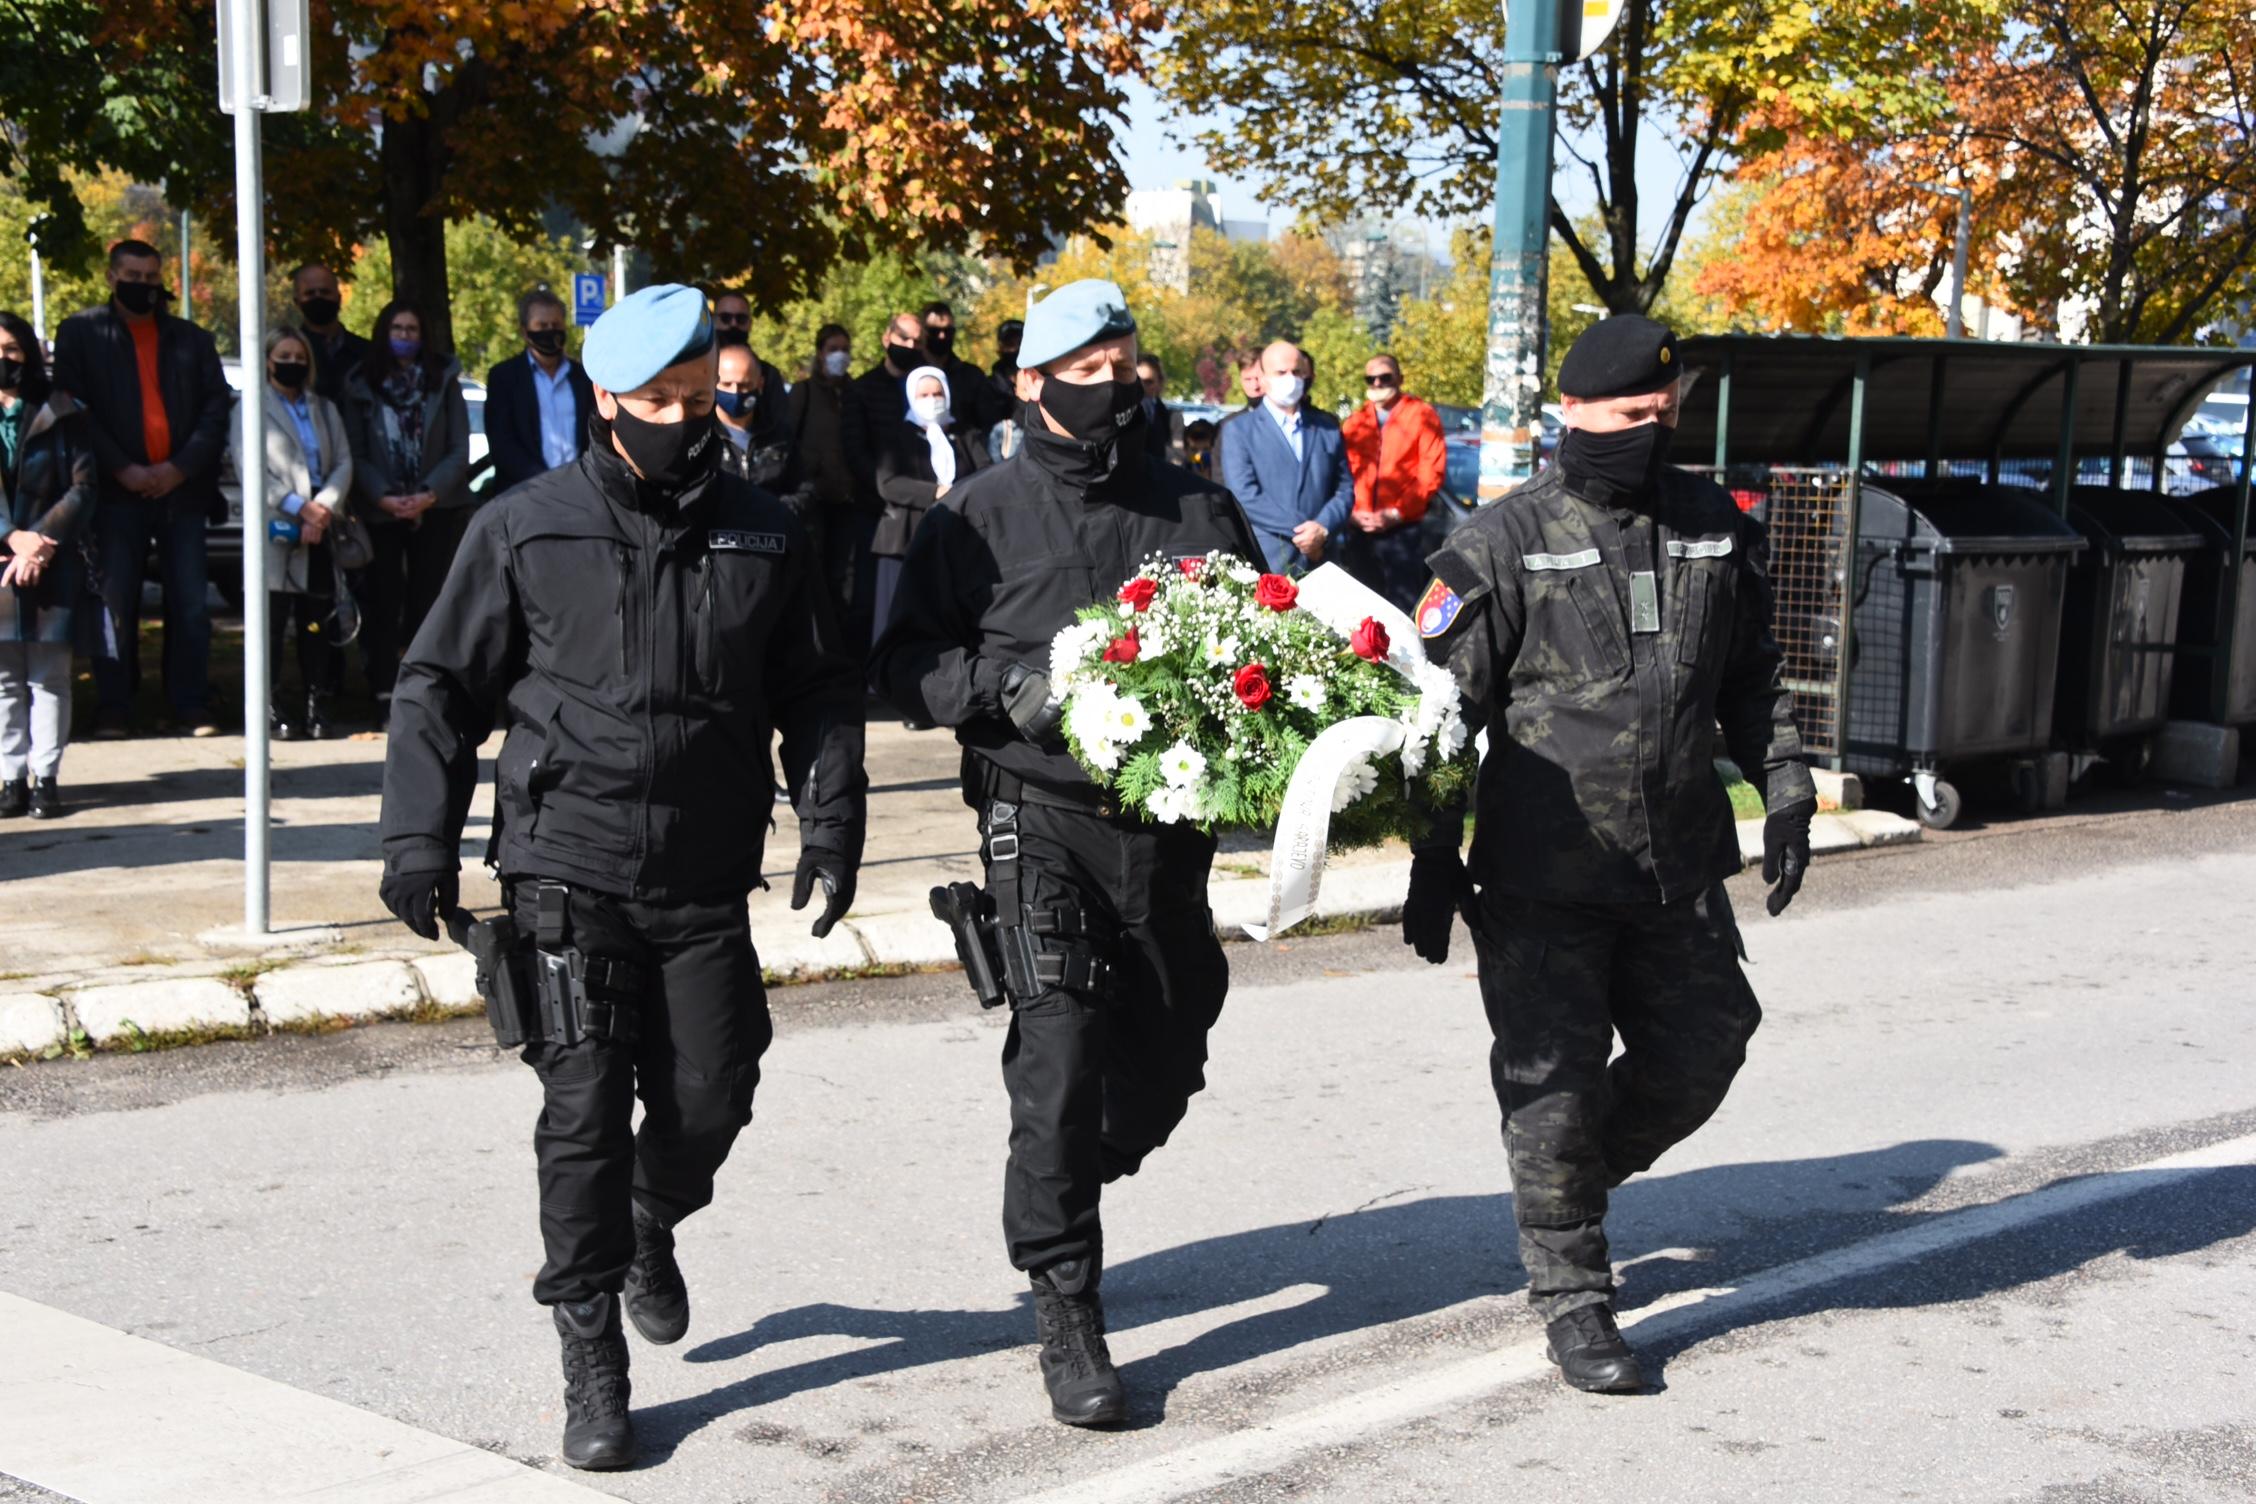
[1339,353,1448,607]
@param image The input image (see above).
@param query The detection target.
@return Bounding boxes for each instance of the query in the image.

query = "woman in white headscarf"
[871,364,987,647]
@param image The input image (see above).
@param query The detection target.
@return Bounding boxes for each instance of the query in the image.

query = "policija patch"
[708,530,787,555]
[1416,577,1464,639]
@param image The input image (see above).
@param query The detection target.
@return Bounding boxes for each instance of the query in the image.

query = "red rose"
[1118,577,1159,613]
[1232,662,1273,710]
[1103,630,1140,664]
[1350,616,1390,661]
[1177,557,1205,578]
[1254,574,1299,612]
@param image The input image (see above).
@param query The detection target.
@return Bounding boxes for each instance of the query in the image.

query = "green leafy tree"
[1157,0,2004,315]
[352,216,587,380]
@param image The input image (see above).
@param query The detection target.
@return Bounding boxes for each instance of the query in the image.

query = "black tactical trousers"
[512,883,774,1306]
[1470,884,1760,1320]
[990,800,1230,1273]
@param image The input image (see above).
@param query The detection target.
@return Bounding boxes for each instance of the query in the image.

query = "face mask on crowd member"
[109,252,166,318]
[996,321,1023,368]
[294,266,344,329]
[714,295,753,349]
[715,345,758,424]
[883,315,923,374]
[1030,336,1144,448]
[821,346,851,379]
[523,295,569,362]
[270,346,311,392]
[923,316,955,361]
[1364,361,1402,407]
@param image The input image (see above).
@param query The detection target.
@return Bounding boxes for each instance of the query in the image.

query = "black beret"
[1558,314,1678,400]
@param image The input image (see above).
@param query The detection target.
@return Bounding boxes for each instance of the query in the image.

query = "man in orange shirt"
[53,239,231,736]
[1340,353,1448,607]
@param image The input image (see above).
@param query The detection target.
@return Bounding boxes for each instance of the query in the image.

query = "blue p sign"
[572,274,606,327]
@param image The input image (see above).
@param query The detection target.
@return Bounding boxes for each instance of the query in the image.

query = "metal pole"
[2219,364,2255,719]
[1712,345,1734,471]
[2052,358,2081,516]
[610,242,627,305]
[1475,0,1562,503]
[232,0,270,935]
[27,234,44,348]
[178,208,193,323]
[1835,356,1870,773]
[2107,358,2131,488]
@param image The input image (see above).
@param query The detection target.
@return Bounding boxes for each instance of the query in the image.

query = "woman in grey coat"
[236,327,354,740]
[342,298,471,726]
[0,310,95,819]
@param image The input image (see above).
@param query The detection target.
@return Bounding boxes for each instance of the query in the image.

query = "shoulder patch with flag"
[1416,576,1465,639]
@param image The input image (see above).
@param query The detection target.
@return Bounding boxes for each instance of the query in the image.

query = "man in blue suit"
[1219,339,1355,574]
[485,289,597,498]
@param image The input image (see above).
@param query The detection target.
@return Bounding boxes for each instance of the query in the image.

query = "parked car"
[207,359,488,606]
[1432,401,1562,504]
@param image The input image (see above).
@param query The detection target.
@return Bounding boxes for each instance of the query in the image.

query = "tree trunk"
[379,102,452,356]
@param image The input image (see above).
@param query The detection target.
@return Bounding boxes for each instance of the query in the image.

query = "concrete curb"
[3,813,1919,1062]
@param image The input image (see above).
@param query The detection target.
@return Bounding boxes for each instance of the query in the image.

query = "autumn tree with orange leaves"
[1,0,1158,352]
[1701,0,2256,343]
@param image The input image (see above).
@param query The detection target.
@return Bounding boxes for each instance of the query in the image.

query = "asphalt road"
[3,794,2253,1503]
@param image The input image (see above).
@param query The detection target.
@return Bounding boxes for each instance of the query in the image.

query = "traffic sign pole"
[230,0,271,935]
[1474,0,1565,503]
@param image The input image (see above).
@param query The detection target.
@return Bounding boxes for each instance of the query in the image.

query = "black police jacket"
[379,438,867,902]
[1420,463,1815,903]
[870,415,1261,795]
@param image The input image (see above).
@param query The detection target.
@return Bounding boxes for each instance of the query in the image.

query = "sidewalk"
[0,725,1916,1059]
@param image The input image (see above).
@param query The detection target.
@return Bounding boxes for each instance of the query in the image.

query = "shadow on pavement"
[634,1136,2116,1451]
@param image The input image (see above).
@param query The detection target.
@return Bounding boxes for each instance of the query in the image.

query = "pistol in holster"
[930,880,1006,1009]
[446,908,538,1048]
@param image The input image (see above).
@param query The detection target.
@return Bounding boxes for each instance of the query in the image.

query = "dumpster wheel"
[1913,775,1963,831]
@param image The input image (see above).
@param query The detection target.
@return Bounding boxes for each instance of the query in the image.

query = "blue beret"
[583,283,714,394]
[1018,278,1138,370]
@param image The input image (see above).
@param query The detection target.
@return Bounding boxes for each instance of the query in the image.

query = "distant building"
[1126,181,1222,292]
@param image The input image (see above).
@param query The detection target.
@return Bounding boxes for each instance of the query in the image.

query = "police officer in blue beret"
[1404,314,1815,1395]
[872,280,1262,1428]
[377,284,867,1470]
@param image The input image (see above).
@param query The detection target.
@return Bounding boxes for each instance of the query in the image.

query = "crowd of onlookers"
[0,237,1456,819]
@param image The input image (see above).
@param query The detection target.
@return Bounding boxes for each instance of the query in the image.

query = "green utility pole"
[1475,0,1566,503]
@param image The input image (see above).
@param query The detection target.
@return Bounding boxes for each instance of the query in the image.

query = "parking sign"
[573,274,606,327]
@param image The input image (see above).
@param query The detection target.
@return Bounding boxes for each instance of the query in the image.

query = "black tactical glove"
[380,866,459,942]
[999,661,1063,744]
[791,846,857,939]
[1762,799,1817,916]
[1402,849,1475,964]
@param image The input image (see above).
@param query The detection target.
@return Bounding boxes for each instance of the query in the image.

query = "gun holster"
[527,883,647,1047]
[930,881,1006,1009]
[445,907,537,1048]
[960,788,1117,1009]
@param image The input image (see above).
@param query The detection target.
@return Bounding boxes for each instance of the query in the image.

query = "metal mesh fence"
[1684,465,1854,761]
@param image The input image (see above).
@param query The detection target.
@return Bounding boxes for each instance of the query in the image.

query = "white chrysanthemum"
[1103,694,1151,744]
[1435,714,1469,759]
[1398,727,1430,778]
[1137,622,1169,659]
[1050,620,1107,691]
[1144,783,1189,824]
[1226,563,1261,585]
[1066,682,1117,748]
[1158,740,1206,788]
[1083,734,1121,772]
[1286,674,1327,712]
[1201,634,1241,665]
[1332,758,1379,813]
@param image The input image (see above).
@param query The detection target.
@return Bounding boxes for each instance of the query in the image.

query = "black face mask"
[299,295,342,328]
[114,281,164,316]
[1039,376,1145,446]
[526,328,566,357]
[271,361,310,392]
[0,357,23,391]
[885,342,918,374]
[715,327,750,348]
[1558,420,1674,504]
[924,327,954,359]
[610,404,719,492]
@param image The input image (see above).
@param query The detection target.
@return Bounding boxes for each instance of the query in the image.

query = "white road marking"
[1013,1131,2256,1504]
[0,1293,602,1503]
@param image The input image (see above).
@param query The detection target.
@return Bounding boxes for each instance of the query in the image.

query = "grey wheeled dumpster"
[2164,486,2256,726]
[2056,488,2203,768]
[1841,481,2086,828]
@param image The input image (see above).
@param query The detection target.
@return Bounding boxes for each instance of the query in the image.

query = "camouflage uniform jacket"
[1419,463,1815,903]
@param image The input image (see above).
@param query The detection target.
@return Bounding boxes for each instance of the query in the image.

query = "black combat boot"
[0,779,25,818]
[1030,1256,1127,1427]
[27,778,61,820]
[1544,1304,1646,1394]
[303,691,331,741]
[622,1204,690,1345]
[553,1294,636,1470]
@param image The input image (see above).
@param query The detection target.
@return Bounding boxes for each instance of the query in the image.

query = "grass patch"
[1218,860,1266,880]
[762,960,949,989]
[1724,778,1766,821]
[216,957,291,996]
[114,951,177,969]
